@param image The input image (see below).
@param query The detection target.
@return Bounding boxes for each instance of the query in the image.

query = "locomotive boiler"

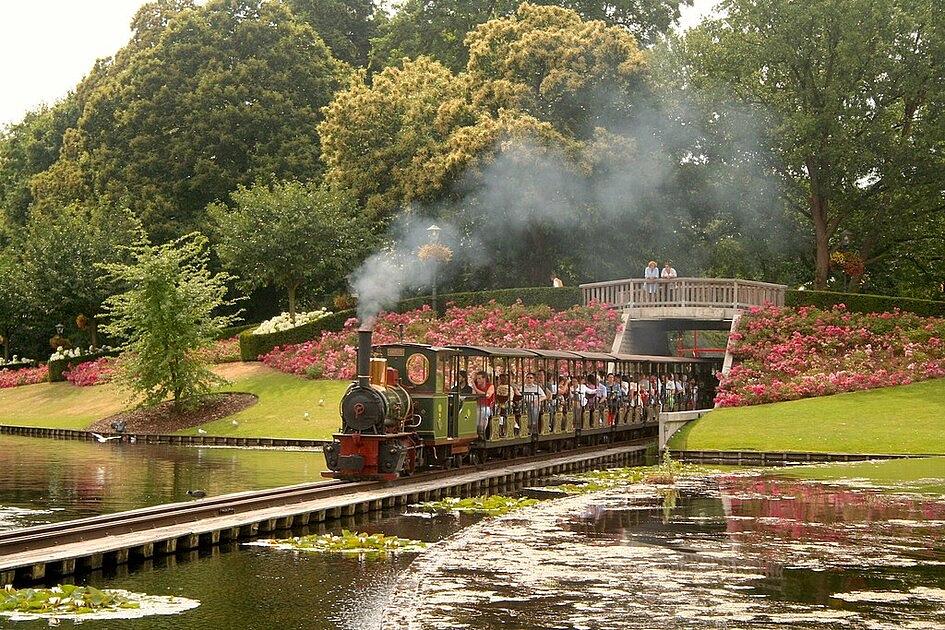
[322,324,420,480]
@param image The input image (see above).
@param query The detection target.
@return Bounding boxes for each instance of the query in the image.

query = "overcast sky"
[0,0,717,128]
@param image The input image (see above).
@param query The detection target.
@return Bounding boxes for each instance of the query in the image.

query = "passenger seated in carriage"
[521,372,547,433]
[472,371,494,437]
[606,373,622,425]
[454,370,473,395]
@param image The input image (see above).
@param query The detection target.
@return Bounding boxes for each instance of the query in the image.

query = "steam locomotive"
[322,324,718,481]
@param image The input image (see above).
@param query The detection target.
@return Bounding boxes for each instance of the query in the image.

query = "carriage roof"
[375,342,714,364]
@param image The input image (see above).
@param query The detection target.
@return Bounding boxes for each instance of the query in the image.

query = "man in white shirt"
[661,261,678,302]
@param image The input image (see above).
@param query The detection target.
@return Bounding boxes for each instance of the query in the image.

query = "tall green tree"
[210,181,372,320]
[17,204,143,349]
[668,0,945,291]
[0,250,26,360]
[100,233,237,407]
[285,0,380,66]
[372,0,689,71]
[30,0,350,240]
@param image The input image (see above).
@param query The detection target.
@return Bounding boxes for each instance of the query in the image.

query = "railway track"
[0,435,654,559]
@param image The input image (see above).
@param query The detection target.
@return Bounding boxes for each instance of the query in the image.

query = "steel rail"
[0,435,651,557]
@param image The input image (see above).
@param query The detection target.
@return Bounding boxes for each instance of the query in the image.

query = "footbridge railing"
[579,277,786,310]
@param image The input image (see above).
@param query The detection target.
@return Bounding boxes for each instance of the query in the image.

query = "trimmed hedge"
[239,310,356,361]
[48,350,120,383]
[396,287,582,314]
[238,287,583,360]
[786,290,945,318]
[215,322,259,340]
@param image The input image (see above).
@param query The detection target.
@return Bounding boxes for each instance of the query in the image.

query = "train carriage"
[323,325,721,481]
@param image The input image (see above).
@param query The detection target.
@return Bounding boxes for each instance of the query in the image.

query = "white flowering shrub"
[252,309,331,335]
[49,345,115,362]
[0,355,34,366]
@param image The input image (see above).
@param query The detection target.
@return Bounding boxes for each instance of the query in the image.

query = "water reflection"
[384,473,945,629]
[5,511,484,630]
[0,435,326,528]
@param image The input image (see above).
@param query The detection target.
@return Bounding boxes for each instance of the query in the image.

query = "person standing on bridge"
[661,261,678,303]
[644,261,660,301]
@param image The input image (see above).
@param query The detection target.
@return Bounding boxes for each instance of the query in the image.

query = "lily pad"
[249,529,427,557]
[0,585,199,621]
[416,495,540,516]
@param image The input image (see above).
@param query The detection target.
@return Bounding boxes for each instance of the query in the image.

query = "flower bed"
[717,304,945,407]
[194,336,241,364]
[0,365,49,389]
[253,309,331,335]
[260,301,621,380]
[48,348,120,382]
[64,357,115,387]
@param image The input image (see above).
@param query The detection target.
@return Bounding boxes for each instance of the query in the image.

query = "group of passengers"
[456,368,709,437]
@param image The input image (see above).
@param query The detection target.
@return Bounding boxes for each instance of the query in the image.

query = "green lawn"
[0,363,347,439]
[0,381,127,429]
[670,379,945,455]
[776,457,945,494]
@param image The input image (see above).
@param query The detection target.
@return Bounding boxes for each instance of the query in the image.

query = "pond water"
[0,435,326,529]
[6,455,945,629]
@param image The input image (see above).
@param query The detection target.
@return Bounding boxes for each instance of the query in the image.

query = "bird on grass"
[91,432,122,443]
[303,412,310,420]
[317,398,324,407]
[231,419,239,427]
[186,490,207,499]
[197,428,208,434]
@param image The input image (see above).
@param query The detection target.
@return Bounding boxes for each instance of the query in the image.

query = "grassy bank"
[670,379,945,455]
[776,457,945,494]
[0,364,346,439]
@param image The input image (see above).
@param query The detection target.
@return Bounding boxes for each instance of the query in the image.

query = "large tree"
[285,0,380,66]
[669,0,945,291]
[17,205,143,349]
[210,181,373,320]
[29,0,350,240]
[372,0,690,71]
[321,4,646,216]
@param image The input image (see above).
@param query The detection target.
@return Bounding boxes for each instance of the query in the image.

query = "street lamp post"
[426,224,441,314]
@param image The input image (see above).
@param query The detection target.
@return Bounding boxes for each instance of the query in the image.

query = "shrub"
[239,309,355,361]
[717,304,945,406]
[48,349,120,382]
[252,309,331,335]
[786,290,945,318]
[193,336,242,364]
[64,357,115,387]
[0,365,49,388]
[238,287,582,361]
[261,301,620,380]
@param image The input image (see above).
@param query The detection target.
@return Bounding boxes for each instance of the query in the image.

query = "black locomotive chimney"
[357,318,374,388]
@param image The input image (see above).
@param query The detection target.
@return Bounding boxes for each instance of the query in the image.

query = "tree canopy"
[667,0,945,292]
[28,0,350,240]
[210,181,373,319]
[101,233,237,407]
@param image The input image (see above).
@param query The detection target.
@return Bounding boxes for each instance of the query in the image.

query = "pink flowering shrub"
[194,336,241,364]
[717,303,945,407]
[262,301,621,380]
[63,357,115,387]
[0,365,49,388]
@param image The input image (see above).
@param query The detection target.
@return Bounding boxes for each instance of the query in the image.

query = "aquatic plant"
[416,495,540,516]
[550,460,726,494]
[261,530,426,556]
[0,585,139,615]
